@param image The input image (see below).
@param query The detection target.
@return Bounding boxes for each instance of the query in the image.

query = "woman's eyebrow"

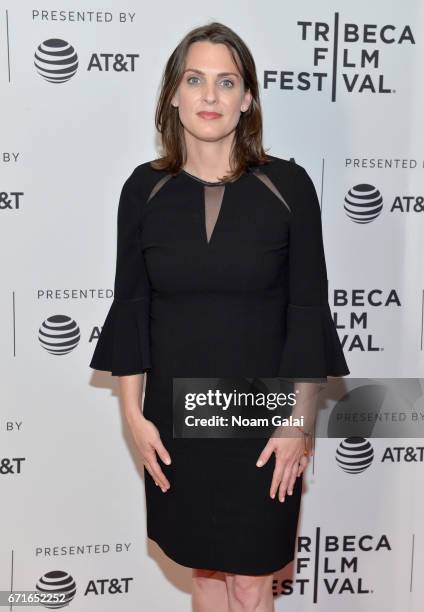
[183,68,240,79]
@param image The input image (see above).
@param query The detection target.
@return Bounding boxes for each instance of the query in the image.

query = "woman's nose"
[202,81,218,103]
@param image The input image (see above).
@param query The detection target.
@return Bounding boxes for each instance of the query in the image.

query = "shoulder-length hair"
[150,21,270,182]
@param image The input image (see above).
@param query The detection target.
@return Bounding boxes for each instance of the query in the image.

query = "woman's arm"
[118,373,172,493]
[118,373,145,425]
[89,169,172,492]
[256,161,349,502]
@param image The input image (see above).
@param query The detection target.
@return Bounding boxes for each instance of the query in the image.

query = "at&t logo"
[335,437,374,473]
[38,315,80,355]
[34,39,78,83]
[36,570,76,608]
[34,38,139,83]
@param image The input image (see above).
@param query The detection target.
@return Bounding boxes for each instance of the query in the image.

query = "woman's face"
[171,41,252,144]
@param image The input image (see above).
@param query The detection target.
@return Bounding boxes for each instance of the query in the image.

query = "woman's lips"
[197,111,222,119]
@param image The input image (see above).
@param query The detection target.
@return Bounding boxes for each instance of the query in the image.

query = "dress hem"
[147,534,294,576]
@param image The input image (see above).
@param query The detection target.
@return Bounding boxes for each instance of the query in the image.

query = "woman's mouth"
[197,111,222,119]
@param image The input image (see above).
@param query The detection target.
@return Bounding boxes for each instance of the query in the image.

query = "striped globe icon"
[36,570,76,609]
[34,38,78,83]
[344,183,384,223]
[336,437,374,474]
[38,315,81,355]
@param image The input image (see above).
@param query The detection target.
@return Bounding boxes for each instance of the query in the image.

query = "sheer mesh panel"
[204,185,225,243]
[251,169,291,213]
[147,174,173,203]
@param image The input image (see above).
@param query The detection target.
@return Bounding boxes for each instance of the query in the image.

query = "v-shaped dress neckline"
[180,169,231,246]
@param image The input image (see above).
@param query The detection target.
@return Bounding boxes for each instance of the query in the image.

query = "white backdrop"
[1,0,423,610]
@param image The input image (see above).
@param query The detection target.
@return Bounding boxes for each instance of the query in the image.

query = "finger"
[297,455,308,477]
[298,449,312,475]
[286,462,300,496]
[144,454,169,491]
[278,461,296,502]
[269,458,284,499]
[148,455,171,491]
[154,438,172,466]
[256,441,275,467]
[145,460,169,492]
[143,462,158,486]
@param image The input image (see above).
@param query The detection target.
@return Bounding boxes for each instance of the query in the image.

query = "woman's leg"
[225,572,275,612]
[192,568,229,612]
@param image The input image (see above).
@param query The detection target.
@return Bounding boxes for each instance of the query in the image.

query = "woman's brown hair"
[150,21,270,182]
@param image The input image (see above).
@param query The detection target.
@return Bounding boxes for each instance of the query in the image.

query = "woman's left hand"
[255,428,313,502]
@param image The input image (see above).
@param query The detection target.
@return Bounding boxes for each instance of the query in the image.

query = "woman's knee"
[226,573,273,608]
[192,568,226,590]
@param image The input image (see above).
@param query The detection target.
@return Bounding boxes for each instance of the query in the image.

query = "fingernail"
[271,493,275,499]
[165,458,171,465]
[256,460,263,467]
[288,490,293,495]
[281,497,285,503]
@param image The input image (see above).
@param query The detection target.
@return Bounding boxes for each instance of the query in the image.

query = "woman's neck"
[183,132,234,182]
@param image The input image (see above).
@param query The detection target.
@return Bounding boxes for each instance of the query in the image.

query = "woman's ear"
[241,89,253,112]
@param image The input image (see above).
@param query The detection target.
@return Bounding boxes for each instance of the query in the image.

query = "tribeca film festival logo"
[38,315,80,355]
[344,183,424,223]
[334,288,400,353]
[272,530,392,600]
[34,38,139,83]
[264,14,415,101]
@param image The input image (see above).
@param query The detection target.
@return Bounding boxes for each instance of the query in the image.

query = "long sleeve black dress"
[89,154,349,575]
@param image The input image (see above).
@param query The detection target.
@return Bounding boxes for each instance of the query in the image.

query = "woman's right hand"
[128,414,172,493]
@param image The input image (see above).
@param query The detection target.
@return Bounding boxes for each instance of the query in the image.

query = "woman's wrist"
[123,403,145,426]
[295,426,313,456]
[276,424,311,437]
[294,425,312,437]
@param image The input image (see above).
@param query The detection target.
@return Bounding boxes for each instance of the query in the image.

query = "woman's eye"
[186,76,234,88]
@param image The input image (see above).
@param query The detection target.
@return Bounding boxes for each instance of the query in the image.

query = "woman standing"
[90,21,349,612]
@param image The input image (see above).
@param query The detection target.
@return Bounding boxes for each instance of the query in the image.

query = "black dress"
[89,154,349,575]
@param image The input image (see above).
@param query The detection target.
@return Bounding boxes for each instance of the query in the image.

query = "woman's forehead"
[185,41,241,73]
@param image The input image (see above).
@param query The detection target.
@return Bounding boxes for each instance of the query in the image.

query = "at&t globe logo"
[336,437,374,473]
[36,570,76,608]
[38,315,81,355]
[344,183,383,223]
[34,39,79,83]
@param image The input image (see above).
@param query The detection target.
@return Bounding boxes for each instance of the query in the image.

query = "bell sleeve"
[89,170,152,376]
[278,163,350,381]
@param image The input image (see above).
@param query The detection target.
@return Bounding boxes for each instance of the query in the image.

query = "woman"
[90,21,349,612]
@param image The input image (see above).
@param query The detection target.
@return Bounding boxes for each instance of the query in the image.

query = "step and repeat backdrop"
[1,0,423,610]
